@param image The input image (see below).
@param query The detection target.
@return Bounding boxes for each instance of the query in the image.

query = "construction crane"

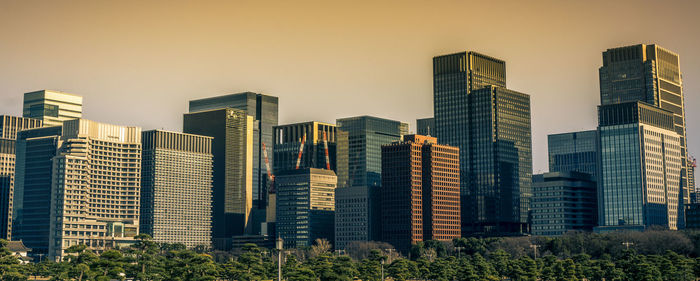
[295,133,307,170]
[323,130,331,170]
[262,142,275,193]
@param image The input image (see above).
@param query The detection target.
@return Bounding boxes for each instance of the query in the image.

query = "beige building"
[23,90,83,127]
[48,119,141,260]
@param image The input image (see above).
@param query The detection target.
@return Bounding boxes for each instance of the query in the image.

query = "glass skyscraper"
[597,101,682,231]
[273,121,337,174]
[532,172,597,236]
[433,52,532,235]
[22,90,82,127]
[548,130,599,179]
[416,117,435,136]
[599,44,690,226]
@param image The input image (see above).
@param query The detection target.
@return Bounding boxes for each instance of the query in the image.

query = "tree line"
[3,229,700,280]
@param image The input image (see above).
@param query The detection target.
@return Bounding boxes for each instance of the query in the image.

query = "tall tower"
[273,121,337,174]
[140,130,213,248]
[22,90,82,127]
[184,108,254,249]
[599,44,689,227]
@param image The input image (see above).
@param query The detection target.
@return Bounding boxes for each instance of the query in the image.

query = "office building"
[184,108,254,248]
[599,44,690,226]
[381,135,460,253]
[275,168,336,248]
[0,116,42,240]
[547,130,600,178]
[531,172,597,236]
[597,101,682,231]
[334,185,380,249]
[416,117,435,136]
[140,130,213,248]
[335,116,408,188]
[433,52,533,236]
[189,92,278,210]
[22,90,82,127]
[12,125,63,256]
[273,121,337,173]
[42,119,142,260]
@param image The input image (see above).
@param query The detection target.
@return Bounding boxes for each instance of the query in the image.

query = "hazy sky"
[1,0,698,174]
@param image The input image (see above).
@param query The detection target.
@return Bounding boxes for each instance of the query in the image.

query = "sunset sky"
[1,0,698,174]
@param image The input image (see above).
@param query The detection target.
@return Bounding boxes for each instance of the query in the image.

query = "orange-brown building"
[380,135,460,253]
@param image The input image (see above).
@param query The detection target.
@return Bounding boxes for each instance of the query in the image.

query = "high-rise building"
[12,125,63,256]
[140,130,213,248]
[184,108,254,249]
[433,52,532,236]
[690,157,698,203]
[531,172,597,236]
[22,90,82,127]
[334,185,380,249]
[275,168,336,248]
[416,117,435,136]
[189,92,278,210]
[0,116,42,240]
[41,119,142,260]
[273,121,337,173]
[335,116,408,188]
[381,135,460,253]
[547,130,600,178]
[596,101,682,231]
[599,44,690,226]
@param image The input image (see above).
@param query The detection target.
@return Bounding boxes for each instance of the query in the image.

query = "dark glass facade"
[531,172,597,236]
[547,130,599,179]
[416,117,435,136]
[273,121,337,174]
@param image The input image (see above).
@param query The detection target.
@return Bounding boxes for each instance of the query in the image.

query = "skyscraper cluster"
[0,42,694,260]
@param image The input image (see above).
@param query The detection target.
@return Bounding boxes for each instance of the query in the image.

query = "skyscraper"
[433,51,532,235]
[548,130,600,178]
[12,125,62,256]
[140,130,213,248]
[22,90,82,127]
[189,92,278,210]
[599,44,690,226]
[416,117,435,136]
[381,135,460,253]
[334,185,380,249]
[532,172,597,236]
[273,121,337,173]
[43,119,142,261]
[597,101,682,231]
[184,108,254,249]
[0,116,42,239]
[335,116,408,188]
[275,168,336,248]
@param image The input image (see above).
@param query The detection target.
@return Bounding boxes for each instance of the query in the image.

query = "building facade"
[433,52,533,236]
[547,130,600,178]
[140,130,213,248]
[531,172,597,236]
[334,185,380,249]
[275,168,336,248]
[0,116,42,240]
[46,119,142,260]
[416,117,435,136]
[381,135,460,253]
[22,90,82,127]
[184,108,254,248]
[273,121,337,173]
[599,44,690,227]
[335,116,408,189]
[597,102,682,231]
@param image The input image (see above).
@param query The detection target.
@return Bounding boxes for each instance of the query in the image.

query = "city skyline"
[1,0,699,176]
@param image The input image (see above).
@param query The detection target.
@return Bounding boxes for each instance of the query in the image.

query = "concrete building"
[433,52,533,236]
[22,90,82,127]
[599,44,690,227]
[596,102,682,231]
[531,172,597,236]
[184,108,254,249]
[334,185,380,249]
[140,130,213,248]
[273,121,337,173]
[416,117,435,136]
[381,135,460,253]
[0,116,42,240]
[43,119,142,260]
[276,168,336,248]
[547,130,600,178]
